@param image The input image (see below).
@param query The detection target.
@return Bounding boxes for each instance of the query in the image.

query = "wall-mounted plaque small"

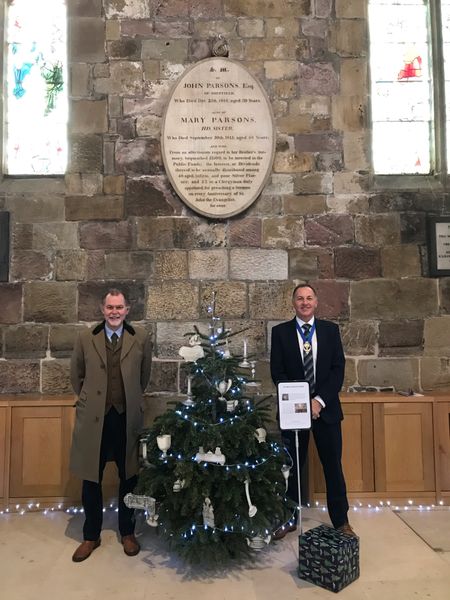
[161,57,275,219]
[427,216,450,276]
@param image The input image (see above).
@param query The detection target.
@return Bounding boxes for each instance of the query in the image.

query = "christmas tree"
[127,295,295,566]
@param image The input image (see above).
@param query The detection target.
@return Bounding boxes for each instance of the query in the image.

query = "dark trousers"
[283,419,349,529]
[82,407,137,541]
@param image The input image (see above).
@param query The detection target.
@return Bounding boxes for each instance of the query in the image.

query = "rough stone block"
[104,175,125,195]
[265,17,300,37]
[333,172,366,194]
[305,214,353,246]
[400,213,427,244]
[148,360,179,393]
[188,250,228,280]
[6,195,65,223]
[341,321,377,356]
[379,320,424,356]
[106,19,121,40]
[193,20,238,39]
[340,58,367,96]
[142,39,188,61]
[136,114,161,137]
[104,0,150,18]
[105,251,154,280]
[191,0,223,18]
[343,132,369,171]
[97,61,144,95]
[79,221,132,250]
[420,357,450,390]
[351,279,439,320]
[11,251,52,281]
[335,247,381,279]
[33,222,79,251]
[301,18,328,39]
[245,39,298,60]
[200,282,247,318]
[238,18,264,37]
[224,319,267,358]
[153,251,188,280]
[224,0,310,18]
[355,215,401,247]
[283,194,327,215]
[262,216,304,248]
[0,284,23,324]
[274,151,314,172]
[357,358,419,391]
[66,196,124,221]
[265,60,298,79]
[265,174,294,195]
[50,324,85,357]
[69,17,106,62]
[116,139,162,175]
[440,278,450,315]
[147,282,199,320]
[342,357,357,390]
[0,360,40,393]
[423,317,450,357]
[68,0,102,17]
[336,0,367,18]
[332,96,365,132]
[294,132,342,153]
[381,245,421,278]
[230,249,288,280]
[299,63,339,95]
[86,251,106,280]
[294,172,333,195]
[42,359,73,394]
[229,218,262,247]
[55,250,88,281]
[249,282,294,320]
[327,194,369,214]
[107,39,141,60]
[155,21,190,37]
[69,134,103,173]
[78,281,145,321]
[24,282,77,323]
[330,19,367,56]
[126,177,177,217]
[137,218,226,249]
[70,100,108,134]
[70,63,90,97]
[4,325,49,358]
[288,249,319,280]
[314,280,350,319]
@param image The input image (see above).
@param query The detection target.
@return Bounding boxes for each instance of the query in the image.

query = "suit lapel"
[120,329,135,362]
[288,317,304,375]
[92,330,107,367]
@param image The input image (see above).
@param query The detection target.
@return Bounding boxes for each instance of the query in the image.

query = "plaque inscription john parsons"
[161,57,275,219]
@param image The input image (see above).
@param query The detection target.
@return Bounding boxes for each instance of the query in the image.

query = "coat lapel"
[92,329,107,367]
[121,329,135,362]
[288,317,304,375]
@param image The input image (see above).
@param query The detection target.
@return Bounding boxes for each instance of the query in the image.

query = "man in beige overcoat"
[70,288,152,562]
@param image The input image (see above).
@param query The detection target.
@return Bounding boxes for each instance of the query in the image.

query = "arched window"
[4,0,68,175]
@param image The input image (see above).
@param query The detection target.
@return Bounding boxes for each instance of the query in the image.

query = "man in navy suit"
[270,283,356,538]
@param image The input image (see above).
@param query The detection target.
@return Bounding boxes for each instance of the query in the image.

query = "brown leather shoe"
[336,523,358,538]
[121,534,140,556]
[72,539,101,562]
[272,523,297,540]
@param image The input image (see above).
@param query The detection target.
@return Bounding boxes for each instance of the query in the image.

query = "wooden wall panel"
[0,407,7,499]
[435,402,450,492]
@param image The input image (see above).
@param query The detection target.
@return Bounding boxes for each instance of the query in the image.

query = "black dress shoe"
[72,539,101,562]
[272,523,297,540]
[121,534,140,556]
[336,523,358,538]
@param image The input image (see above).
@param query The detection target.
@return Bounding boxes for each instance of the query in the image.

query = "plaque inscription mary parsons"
[161,57,275,219]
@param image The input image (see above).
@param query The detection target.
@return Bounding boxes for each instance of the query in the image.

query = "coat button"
[97,390,101,395]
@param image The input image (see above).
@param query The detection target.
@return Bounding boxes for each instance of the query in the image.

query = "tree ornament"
[226,398,238,412]
[195,446,226,465]
[281,464,291,492]
[246,534,271,550]
[156,434,171,459]
[179,334,205,362]
[244,478,258,517]
[254,427,267,443]
[173,478,186,493]
[202,497,215,528]
[216,379,232,401]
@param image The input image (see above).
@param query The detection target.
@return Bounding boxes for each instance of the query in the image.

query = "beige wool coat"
[69,321,152,483]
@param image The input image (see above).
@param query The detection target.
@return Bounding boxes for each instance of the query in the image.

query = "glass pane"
[5,0,68,175]
[369,1,433,174]
[372,121,430,174]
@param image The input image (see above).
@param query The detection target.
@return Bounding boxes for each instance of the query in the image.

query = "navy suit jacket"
[270,317,345,424]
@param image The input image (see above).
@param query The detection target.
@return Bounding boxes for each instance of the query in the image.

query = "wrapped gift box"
[298,524,359,593]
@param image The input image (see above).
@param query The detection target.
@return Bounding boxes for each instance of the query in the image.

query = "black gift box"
[298,524,360,593]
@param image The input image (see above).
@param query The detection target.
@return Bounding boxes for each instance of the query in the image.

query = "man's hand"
[311,398,322,420]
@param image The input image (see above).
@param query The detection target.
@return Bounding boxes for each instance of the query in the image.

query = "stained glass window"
[369,0,433,174]
[4,0,68,175]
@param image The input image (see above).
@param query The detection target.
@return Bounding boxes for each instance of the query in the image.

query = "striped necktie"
[302,324,315,396]
[111,332,118,346]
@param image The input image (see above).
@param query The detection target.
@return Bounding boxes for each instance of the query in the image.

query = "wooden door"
[373,402,435,492]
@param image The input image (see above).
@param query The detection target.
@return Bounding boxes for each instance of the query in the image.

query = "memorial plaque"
[161,57,275,219]
[427,216,450,277]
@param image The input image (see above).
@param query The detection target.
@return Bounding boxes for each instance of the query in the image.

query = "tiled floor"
[1,507,449,599]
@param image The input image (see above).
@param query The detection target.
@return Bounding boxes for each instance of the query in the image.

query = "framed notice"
[277,381,311,431]
[427,216,450,277]
[161,57,275,219]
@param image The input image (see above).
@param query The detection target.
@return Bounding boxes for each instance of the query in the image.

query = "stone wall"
[1,0,450,407]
